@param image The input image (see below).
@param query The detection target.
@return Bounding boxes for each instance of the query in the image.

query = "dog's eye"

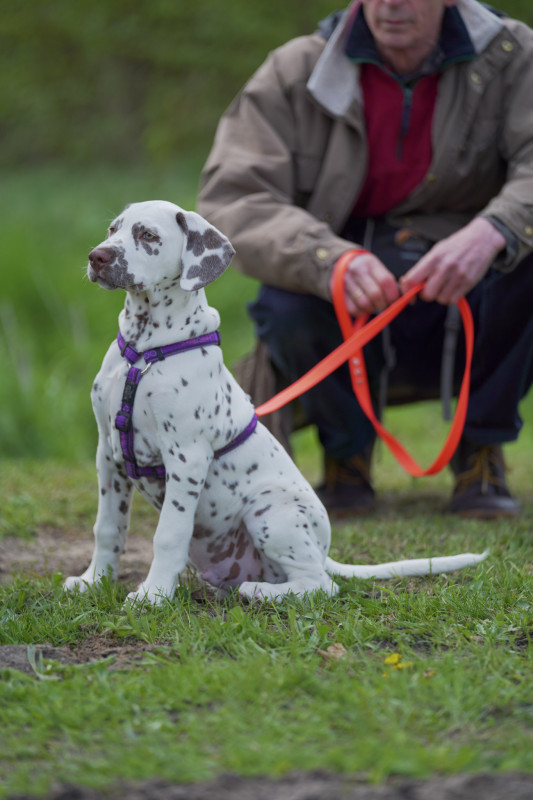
[107,225,117,237]
[142,231,157,241]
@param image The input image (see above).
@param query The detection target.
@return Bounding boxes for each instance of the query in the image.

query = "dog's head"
[87,200,235,293]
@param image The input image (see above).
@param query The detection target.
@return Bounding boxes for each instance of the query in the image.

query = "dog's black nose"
[88,247,113,272]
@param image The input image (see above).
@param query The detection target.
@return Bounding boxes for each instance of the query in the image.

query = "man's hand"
[334,251,401,317]
[400,217,506,304]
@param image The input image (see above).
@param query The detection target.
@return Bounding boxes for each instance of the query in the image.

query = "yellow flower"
[384,652,402,665]
[383,652,414,671]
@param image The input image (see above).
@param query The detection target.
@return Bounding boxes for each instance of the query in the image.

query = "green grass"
[1,556,533,795]
[1,638,531,793]
[0,165,532,797]
[1,454,532,797]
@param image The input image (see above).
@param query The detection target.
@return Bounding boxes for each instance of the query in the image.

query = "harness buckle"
[115,411,132,432]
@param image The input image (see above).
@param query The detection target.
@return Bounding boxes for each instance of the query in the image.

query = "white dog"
[64,201,486,604]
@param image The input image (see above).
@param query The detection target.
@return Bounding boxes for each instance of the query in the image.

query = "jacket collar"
[307,0,505,119]
[344,5,476,77]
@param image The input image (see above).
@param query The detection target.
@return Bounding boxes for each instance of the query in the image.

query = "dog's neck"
[118,284,220,350]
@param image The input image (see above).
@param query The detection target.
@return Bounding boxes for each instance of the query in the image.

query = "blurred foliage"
[2,0,336,166]
[2,0,532,168]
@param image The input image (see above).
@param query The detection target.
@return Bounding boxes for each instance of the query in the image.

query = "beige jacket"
[198,0,533,302]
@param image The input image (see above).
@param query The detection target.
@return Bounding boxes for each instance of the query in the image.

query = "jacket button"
[524,226,533,237]
[426,173,437,183]
[316,247,330,260]
[470,72,482,85]
[501,40,514,52]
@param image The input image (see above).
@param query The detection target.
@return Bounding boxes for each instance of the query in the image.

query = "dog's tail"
[325,551,488,579]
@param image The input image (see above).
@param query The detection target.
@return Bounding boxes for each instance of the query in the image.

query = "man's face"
[361,0,456,71]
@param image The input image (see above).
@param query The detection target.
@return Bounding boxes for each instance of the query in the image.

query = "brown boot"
[316,448,375,517]
[449,439,521,519]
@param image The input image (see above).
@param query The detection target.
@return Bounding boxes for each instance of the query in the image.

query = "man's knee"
[249,286,336,347]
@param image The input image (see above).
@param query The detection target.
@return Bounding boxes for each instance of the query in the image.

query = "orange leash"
[256,249,474,476]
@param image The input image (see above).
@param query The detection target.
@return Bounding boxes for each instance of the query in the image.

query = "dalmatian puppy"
[64,201,487,605]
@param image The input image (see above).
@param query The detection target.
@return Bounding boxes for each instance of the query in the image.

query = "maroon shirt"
[352,63,440,218]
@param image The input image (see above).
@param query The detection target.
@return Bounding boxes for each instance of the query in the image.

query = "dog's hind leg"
[239,571,339,602]
[237,498,335,601]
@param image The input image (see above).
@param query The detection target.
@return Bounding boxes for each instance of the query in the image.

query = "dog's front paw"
[63,574,94,593]
[63,562,116,594]
[238,581,280,602]
[124,583,172,608]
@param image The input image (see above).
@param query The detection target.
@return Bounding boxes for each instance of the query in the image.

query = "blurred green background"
[2,0,339,167]
[1,0,532,462]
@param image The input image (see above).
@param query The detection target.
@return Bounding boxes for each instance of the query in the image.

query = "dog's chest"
[92,352,162,467]
[92,343,255,470]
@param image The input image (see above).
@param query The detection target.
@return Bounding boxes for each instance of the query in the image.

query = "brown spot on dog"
[131,222,162,255]
[254,505,272,517]
[224,561,241,582]
[184,254,225,289]
[204,229,225,250]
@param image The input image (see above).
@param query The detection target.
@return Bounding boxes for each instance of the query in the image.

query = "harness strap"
[117,329,221,366]
[214,415,259,459]
[114,331,257,480]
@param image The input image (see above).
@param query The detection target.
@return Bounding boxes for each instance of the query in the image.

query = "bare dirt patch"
[0,527,154,588]
[0,528,193,672]
[0,639,169,674]
[7,771,533,800]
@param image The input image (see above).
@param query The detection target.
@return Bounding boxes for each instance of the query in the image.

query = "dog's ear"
[176,210,235,291]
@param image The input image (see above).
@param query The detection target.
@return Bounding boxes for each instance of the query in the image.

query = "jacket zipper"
[396,84,413,161]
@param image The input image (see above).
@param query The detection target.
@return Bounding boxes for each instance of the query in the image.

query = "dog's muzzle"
[88,247,114,282]
[87,246,139,290]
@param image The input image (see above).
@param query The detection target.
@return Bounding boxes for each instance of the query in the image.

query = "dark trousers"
[249,256,533,460]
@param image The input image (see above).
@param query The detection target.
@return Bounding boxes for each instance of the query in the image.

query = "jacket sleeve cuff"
[482,215,519,271]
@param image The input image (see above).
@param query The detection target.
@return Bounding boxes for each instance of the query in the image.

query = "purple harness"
[115,330,258,480]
